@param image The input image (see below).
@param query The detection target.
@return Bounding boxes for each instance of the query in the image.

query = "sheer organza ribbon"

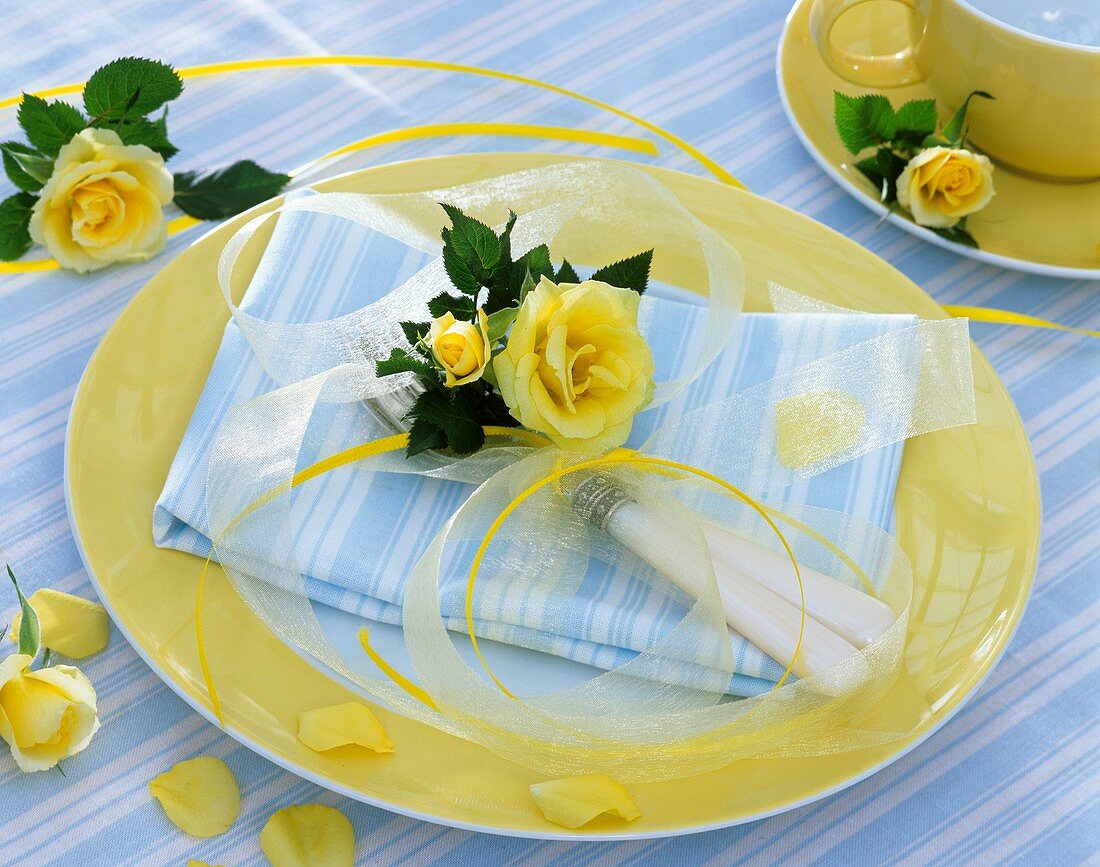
[200,163,976,782]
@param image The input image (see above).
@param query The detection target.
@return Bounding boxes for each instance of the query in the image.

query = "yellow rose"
[0,653,99,772]
[429,308,491,387]
[896,146,995,229]
[29,128,173,273]
[493,277,654,452]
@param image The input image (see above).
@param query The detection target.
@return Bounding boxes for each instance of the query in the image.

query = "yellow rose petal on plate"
[297,702,394,754]
[149,756,241,837]
[530,774,641,829]
[8,589,109,659]
[260,804,355,867]
[775,390,866,469]
[187,860,224,867]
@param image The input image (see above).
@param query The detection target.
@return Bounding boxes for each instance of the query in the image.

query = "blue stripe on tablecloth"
[0,0,1096,863]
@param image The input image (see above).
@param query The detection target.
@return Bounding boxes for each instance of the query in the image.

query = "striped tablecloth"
[1,1,1096,864]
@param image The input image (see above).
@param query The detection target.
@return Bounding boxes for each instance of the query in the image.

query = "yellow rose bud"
[0,653,100,772]
[428,308,491,387]
[896,146,995,229]
[29,128,173,273]
[8,588,109,659]
[493,277,654,452]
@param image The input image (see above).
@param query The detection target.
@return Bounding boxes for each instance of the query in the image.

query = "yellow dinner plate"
[777,0,1100,280]
[66,153,1039,839]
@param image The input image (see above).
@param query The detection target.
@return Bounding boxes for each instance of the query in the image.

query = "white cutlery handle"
[604,500,864,692]
[700,519,895,648]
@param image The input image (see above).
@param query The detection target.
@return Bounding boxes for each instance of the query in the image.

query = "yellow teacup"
[809,0,1100,180]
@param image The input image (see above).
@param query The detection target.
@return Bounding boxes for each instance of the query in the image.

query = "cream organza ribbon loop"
[203,268,976,782]
[214,162,745,404]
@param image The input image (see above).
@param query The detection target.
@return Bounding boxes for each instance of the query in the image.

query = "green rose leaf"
[399,320,430,349]
[0,192,36,261]
[440,203,500,277]
[928,90,994,148]
[833,92,896,155]
[109,113,178,160]
[442,245,481,296]
[486,306,518,343]
[405,389,485,456]
[1,142,52,191]
[375,347,435,379]
[17,94,86,157]
[427,291,476,320]
[854,147,907,204]
[555,259,580,284]
[931,218,979,248]
[591,249,653,295]
[6,564,40,660]
[172,160,291,219]
[507,244,553,303]
[375,348,434,379]
[892,98,938,148]
[405,416,448,456]
[83,57,183,124]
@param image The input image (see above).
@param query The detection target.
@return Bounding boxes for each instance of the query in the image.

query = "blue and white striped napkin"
[154,199,911,695]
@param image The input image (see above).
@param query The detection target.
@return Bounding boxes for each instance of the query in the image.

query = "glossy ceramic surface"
[66,153,1040,839]
[781,0,1100,279]
[809,0,1100,178]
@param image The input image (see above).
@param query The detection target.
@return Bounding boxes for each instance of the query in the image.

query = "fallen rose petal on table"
[530,774,642,828]
[297,701,394,754]
[149,756,241,837]
[8,588,110,659]
[260,804,355,867]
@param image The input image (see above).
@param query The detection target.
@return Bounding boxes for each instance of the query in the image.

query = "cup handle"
[809,0,925,87]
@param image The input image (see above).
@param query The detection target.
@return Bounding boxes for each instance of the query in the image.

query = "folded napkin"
[154,199,911,696]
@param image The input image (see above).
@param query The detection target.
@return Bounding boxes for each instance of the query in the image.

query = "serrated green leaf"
[17,94,86,157]
[399,320,430,348]
[940,91,994,147]
[405,389,484,455]
[406,417,448,456]
[486,307,518,342]
[931,217,979,249]
[84,57,183,123]
[108,114,178,160]
[591,249,653,295]
[440,203,500,277]
[427,292,476,320]
[442,244,481,296]
[172,160,290,219]
[518,268,536,304]
[1,142,51,191]
[833,92,896,155]
[497,210,517,263]
[6,564,40,659]
[0,193,36,261]
[893,98,938,147]
[854,147,906,204]
[556,259,580,283]
[375,347,436,379]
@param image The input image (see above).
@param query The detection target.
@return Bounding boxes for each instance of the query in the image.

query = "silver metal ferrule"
[569,474,633,531]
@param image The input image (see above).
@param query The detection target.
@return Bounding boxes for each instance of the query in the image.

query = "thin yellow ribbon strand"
[944,305,1099,339]
[1,122,657,274]
[0,56,739,187]
[195,426,537,726]
[464,451,807,701]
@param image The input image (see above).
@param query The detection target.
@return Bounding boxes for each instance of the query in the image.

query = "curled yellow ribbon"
[196,429,810,730]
